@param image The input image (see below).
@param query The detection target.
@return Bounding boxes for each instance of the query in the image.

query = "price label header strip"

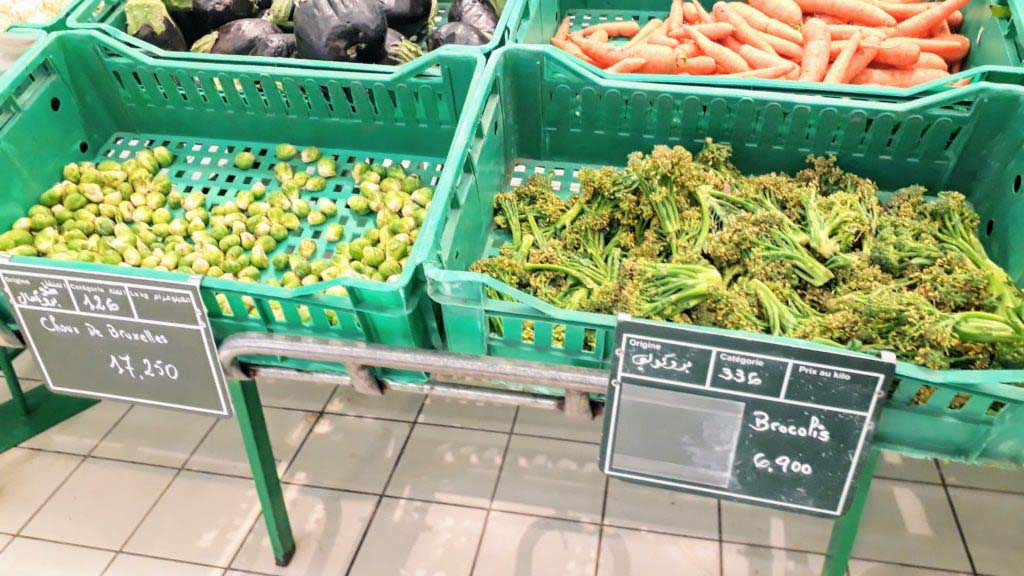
[621,333,885,417]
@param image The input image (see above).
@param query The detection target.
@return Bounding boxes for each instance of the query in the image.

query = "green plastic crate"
[68,0,519,74]
[4,0,85,32]
[509,0,1024,97]
[426,45,1024,465]
[0,30,483,379]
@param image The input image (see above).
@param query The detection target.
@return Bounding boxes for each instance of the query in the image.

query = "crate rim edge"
[0,30,486,305]
[425,45,1024,389]
[66,0,524,73]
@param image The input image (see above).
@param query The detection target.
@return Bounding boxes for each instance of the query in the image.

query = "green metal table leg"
[822,448,881,576]
[0,348,29,415]
[228,379,296,567]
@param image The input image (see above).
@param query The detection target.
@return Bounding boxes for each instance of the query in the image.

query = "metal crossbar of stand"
[215,331,879,576]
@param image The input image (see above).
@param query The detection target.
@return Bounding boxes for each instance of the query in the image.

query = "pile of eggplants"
[123,0,501,64]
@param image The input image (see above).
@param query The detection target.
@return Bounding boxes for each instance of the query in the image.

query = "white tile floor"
[0,354,1022,576]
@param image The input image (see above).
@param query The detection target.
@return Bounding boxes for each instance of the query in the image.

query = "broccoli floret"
[621,258,723,319]
[803,191,871,259]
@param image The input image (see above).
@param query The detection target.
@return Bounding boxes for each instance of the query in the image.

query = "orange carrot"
[852,66,950,86]
[582,20,642,37]
[950,60,962,73]
[729,3,804,44]
[738,44,799,72]
[895,0,971,37]
[676,55,718,74]
[649,31,681,47]
[824,30,860,83]
[759,29,804,59]
[570,33,625,67]
[874,38,920,66]
[843,36,880,82]
[946,77,970,87]
[590,29,609,43]
[942,9,963,27]
[723,36,745,52]
[713,3,778,54]
[678,42,701,58]
[830,38,918,67]
[785,65,802,78]
[690,27,751,72]
[861,0,930,21]
[670,22,736,40]
[721,65,793,77]
[818,15,848,24]
[620,44,707,73]
[555,16,572,41]
[692,0,715,23]
[906,34,970,61]
[749,0,803,25]
[624,19,665,49]
[915,51,949,70]
[932,19,951,36]
[606,58,648,73]
[666,0,687,34]
[827,24,891,40]
[800,18,832,81]
[683,2,700,23]
[792,0,897,27]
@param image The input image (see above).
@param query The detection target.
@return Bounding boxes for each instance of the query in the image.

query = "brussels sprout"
[152,208,172,225]
[227,246,246,261]
[282,213,301,230]
[256,235,277,253]
[411,187,434,207]
[97,160,122,172]
[359,181,381,198]
[160,253,179,270]
[221,259,243,274]
[253,221,272,237]
[325,223,344,243]
[348,238,369,260]
[291,172,310,188]
[6,245,38,257]
[361,246,385,267]
[346,196,370,215]
[136,150,160,174]
[235,191,254,211]
[145,192,166,211]
[272,252,290,271]
[207,266,224,277]
[208,224,229,241]
[241,232,257,250]
[281,272,301,288]
[247,201,269,217]
[300,146,321,163]
[267,191,290,209]
[299,238,317,259]
[252,183,266,199]
[64,192,88,211]
[202,245,224,265]
[251,245,270,269]
[282,180,302,198]
[401,174,421,193]
[276,143,298,161]
[305,176,327,192]
[152,174,173,196]
[30,213,56,231]
[386,238,409,260]
[39,187,63,207]
[352,162,371,183]
[289,255,311,278]
[183,191,206,211]
[219,234,241,251]
[378,258,402,278]
[381,177,402,195]
[152,146,174,168]
[301,274,319,286]
[140,254,161,268]
[290,199,311,218]
[274,162,294,183]
[386,165,406,180]
[12,217,31,232]
[239,266,261,281]
[310,259,330,277]
[270,223,289,241]
[384,192,404,213]
[63,163,81,183]
[317,157,337,178]
[235,151,256,170]
[192,257,211,274]
[307,211,326,226]
[164,191,183,209]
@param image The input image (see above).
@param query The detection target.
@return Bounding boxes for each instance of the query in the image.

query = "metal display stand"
[215,332,879,573]
[0,328,886,573]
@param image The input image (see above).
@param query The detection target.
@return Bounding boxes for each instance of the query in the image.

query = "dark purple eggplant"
[168,8,207,43]
[125,0,188,51]
[379,28,422,64]
[191,18,281,54]
[426,21,488,50]
[293,0,387,63]
[192,0,257,32]
[447,0,496,34]
[380,0,433,37]
[250,33,297,56]
[256,0,273,8]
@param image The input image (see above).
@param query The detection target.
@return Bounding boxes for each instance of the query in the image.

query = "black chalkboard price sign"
[600,317,894,517]
[0,260,231,416]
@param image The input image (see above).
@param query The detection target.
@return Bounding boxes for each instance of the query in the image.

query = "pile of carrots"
[550,0,972,87]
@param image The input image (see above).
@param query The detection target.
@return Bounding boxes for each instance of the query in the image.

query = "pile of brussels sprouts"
[0,142,435,297]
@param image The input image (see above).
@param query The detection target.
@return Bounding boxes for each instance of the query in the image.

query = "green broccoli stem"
[950,311,1024,344]
[514,234,534,262]
[756,232,834,287]
[750,280,801,336]
[554,198,585,231]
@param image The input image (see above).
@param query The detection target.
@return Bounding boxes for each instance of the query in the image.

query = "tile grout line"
[343,394,428,576]
[99,413,221,576]
[936,459,979,575]
[467,406,519,576]
[14,402,134,537]
[224,383,337,573]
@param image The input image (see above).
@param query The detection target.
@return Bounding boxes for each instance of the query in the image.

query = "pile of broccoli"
[472,140,1024,370]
